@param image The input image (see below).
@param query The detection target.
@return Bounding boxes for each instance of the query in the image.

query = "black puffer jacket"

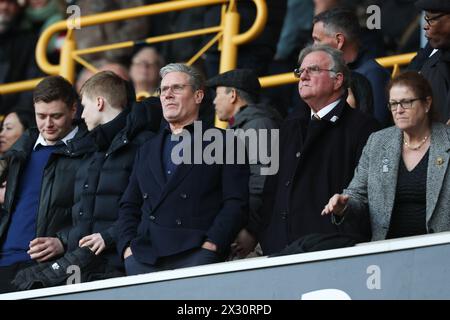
[60,98,161,270]
[0,124,88,244]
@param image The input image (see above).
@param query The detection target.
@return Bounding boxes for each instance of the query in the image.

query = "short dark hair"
[225,87,258,104]
[349,72,374,115]
[313,8,361,45]
[4,109,35,130]
[386,71,438,123]
[80,71,128,110]
[33,76,78,108]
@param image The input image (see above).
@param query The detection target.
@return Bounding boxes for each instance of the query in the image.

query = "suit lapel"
[156,163,193,207]
[150,129,197,212]
[300,100,344,155]
[380,128,402,229]
[300,119,329,156]
[148,131,166,190]
[426,123,450,223]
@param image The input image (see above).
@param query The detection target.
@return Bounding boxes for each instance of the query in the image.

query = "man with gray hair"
[117,63,249,275]
[258,45,379,255]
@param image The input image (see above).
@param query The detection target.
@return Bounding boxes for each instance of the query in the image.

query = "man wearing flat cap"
[413,0,450,123]
[206,69,282,259]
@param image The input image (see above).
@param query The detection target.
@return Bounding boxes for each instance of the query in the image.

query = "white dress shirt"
[33,126,79,150]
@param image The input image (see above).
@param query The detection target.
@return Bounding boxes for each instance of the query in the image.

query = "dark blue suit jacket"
[117,122,249,265]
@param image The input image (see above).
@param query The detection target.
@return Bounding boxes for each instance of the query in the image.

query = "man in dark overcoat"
[258,45,379,255]
[413,0,450,123]
[117,63,249,275]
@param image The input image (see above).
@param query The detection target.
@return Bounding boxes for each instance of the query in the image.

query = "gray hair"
[159,63,204,91]
[297,44,350,89]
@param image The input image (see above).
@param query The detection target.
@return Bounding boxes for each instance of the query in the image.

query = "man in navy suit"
[117,63,249,275]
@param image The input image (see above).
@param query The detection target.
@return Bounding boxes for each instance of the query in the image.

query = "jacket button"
[123,139,128,144]
[84,184,88,189]
[79,211,83,216]
[429,228,435,233]
[285,181,290,187]
[176,218,182,226]
[280,212,287,219]
[149,215,156,220]
[296,152,301,158]
[143,193,148,199]
[180,193,187,199]
[105,153,109,158]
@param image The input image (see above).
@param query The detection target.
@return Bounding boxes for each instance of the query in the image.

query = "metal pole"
[59,30,76,83]
[216,6,240,128]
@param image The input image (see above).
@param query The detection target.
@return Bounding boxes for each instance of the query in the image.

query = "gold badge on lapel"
[436,157,444,166]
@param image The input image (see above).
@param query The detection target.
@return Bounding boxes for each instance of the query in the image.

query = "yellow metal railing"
[0,0,417,127]
[0,0,267,94]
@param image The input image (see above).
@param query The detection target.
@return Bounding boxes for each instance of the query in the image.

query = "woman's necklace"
[404,135,429,150]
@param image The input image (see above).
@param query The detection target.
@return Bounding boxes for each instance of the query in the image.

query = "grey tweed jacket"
[339,122,450,241]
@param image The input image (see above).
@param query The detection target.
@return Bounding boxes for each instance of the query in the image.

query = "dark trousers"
[0,260,36,294]
[125,248,221,276]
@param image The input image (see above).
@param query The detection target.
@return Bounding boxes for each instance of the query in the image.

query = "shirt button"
[280,212,287,219]
[285,181,290,187]
[105,153,109,158]
[296,152,301,158]
[143,193,148,199]
[149,215,156,220]
[84,184,88,189]
[79,211,83,216]
[180,193,187,199]
[167,170,172,175]
[175,219,182,226]
[123,139,128,144]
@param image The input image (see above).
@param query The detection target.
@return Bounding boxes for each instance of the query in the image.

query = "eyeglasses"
[157,84,193,96]
[387,97,424,111]
[424,13,448,26]
[294,65,336,78]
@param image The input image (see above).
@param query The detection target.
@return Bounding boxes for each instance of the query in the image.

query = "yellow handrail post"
[219,5,240,73]
[215,4,240,128]
[59,30,77,84]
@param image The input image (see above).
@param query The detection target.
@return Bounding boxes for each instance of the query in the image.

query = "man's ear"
[425,96,432,112]
[335,33,345,50]
[70,102,77,119]
[194,89,204,104]
[96,96,105,111]
[333,73,344,91]
[230,88,238,104]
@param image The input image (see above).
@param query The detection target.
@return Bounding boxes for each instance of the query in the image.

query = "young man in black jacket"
[0,76,86,293]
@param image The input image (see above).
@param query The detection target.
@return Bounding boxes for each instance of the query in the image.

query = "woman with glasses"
[322,71,450,241]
